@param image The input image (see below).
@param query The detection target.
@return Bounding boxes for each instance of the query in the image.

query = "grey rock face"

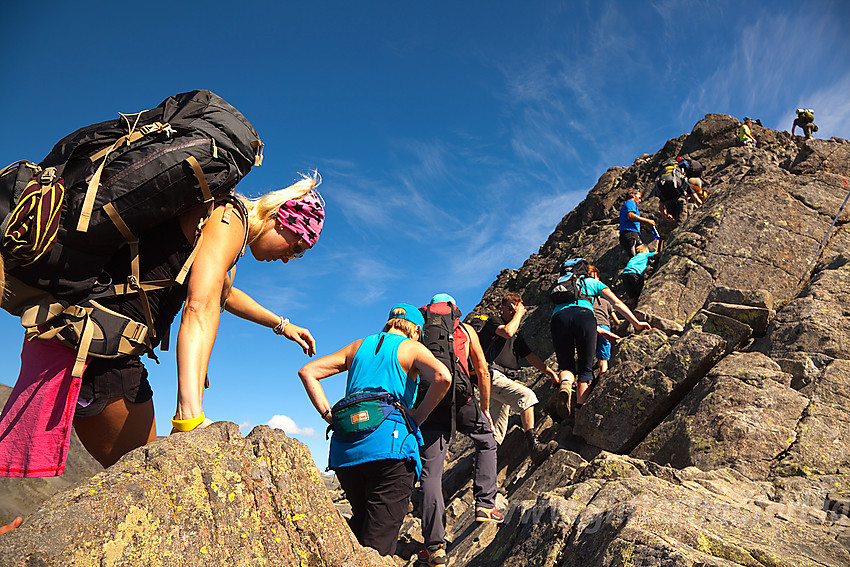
[574,329,726,453]
[441,114,850,565]
[631,352,808,480]
[0,423,392,567]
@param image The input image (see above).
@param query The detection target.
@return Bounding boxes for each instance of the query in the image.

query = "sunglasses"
[286,238,310,260]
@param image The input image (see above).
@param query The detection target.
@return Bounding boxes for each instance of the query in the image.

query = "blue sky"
[1,1,848,467]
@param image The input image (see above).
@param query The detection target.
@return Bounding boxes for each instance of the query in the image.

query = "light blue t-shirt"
[622,251,656,276]
[328,332,424,476]
[619,199,641,234]
[552,276,609,316]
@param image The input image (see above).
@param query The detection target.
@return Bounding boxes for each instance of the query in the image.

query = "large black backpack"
[655,158,687,201]
[417,300,475,411]
[684,158,704,178]
[0,90,263,376]
[1,89,262,302]
[550,258,590,305]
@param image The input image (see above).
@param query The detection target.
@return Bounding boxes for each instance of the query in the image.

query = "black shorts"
[619,231,642,256]
[621,272,645,301]
[76,356,153,418]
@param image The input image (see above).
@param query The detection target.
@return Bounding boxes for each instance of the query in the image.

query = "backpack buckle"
[139,122,176,138]
[127,275,140,291]
[38,167,57,185]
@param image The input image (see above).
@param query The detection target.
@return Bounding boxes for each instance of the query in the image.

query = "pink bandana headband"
[276,192,325,247]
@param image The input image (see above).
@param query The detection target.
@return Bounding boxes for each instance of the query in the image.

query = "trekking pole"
[800,177,850,284]
[651,225,663,257]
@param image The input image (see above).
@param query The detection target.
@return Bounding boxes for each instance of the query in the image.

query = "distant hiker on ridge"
[739,117,757,147]
[619,189,656,257]
[471,292,559,464]
[298,303,451,557]
[792,108,818,140]
[682,155,708,202]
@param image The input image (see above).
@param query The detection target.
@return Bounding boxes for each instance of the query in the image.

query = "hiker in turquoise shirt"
[620,244,657,306]
[298,303,450,556]
[550,260,650,407]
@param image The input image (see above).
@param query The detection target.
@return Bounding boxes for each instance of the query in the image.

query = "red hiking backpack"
[418,300,475,409]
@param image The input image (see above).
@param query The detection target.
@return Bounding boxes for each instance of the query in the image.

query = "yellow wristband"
[171,413,206,432]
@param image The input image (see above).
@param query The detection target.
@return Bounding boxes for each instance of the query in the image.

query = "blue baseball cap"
[388,302,425,328]
[430,293,457,305]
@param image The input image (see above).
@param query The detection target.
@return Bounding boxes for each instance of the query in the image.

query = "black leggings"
[550,306,597,384]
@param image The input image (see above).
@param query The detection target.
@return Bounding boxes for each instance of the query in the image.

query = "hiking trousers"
[335,458,416,556]
[619,230,642,257]
[662,196,689,223]
[620,272,645,304]
[489,368,538,444]
[419,399,498,551]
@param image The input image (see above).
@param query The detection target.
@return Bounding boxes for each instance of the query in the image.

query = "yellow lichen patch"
[99,505,165,566]
[696,531,756,565]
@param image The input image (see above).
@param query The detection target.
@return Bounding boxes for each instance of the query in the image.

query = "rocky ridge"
[434,114,850,566]
[3,114,850,566]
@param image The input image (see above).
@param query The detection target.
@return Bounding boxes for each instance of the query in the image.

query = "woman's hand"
[283,322,317,357]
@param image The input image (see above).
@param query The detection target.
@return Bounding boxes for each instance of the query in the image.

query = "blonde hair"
[636,244,649,254]
[382,308,420,339]
[237,171,321,245]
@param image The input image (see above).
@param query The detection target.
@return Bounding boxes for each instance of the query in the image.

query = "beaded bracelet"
[273,317,290,335]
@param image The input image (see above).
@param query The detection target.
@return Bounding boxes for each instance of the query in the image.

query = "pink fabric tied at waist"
[0,338,89,477]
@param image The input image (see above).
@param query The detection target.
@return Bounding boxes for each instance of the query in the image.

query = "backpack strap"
[102,201,156,338]
[77,120,176,233]
[20,299,149,378]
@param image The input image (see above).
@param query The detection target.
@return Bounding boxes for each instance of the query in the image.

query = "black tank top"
[96,218,193,348]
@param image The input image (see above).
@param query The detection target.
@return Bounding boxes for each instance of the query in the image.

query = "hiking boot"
[553,378,574,420]
[475,506,505,523]
[525,429,558,465]
[417,545,448,566]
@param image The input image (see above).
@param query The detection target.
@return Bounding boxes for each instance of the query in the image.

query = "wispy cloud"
[266,414,315,436]
[680,5,850,132]
[445,189,584,289]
